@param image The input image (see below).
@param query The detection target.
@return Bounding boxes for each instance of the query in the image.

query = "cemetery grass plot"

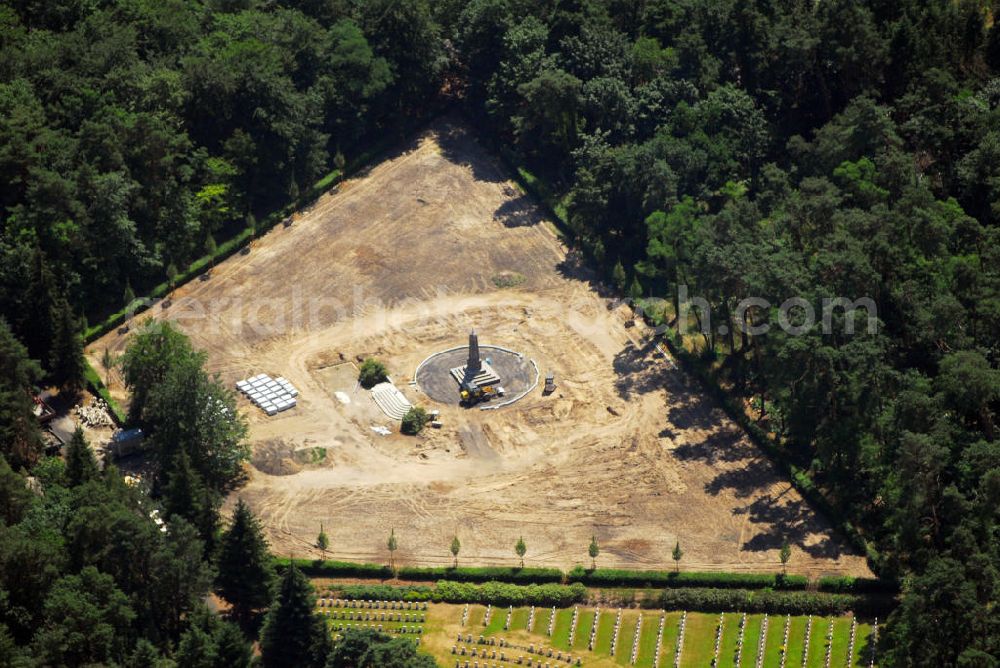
[88,114,869,575]
[413,603,878,668]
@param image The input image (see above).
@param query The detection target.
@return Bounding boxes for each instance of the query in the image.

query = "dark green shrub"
[335,581,587,607]
[566,567,807,590]
[358,358,388,389]
[398,565,563,584]
[401,406,428,435]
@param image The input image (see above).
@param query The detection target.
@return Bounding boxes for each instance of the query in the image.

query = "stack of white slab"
[235,374,299,416]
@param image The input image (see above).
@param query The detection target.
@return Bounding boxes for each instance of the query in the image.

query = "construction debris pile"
[73,398,115,428]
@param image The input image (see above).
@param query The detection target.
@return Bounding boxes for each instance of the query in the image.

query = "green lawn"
[661,612,683,664]
[482,605,506,635]
[784,616,810,666]
[417,605,879,668]
[761,614,789,667]
[828,617,853,667]
[634,613,663,668]
[806,616,829,667]
[531,606,550,635]
[716,613,741,668]
[574,609,596,652]
[853,622,875,667]
[466,604,484,629]
[739,614,764,668]
[509,607,530,632]
[593,609,617,654]
[551,608,574,650]
[680,610,718,667]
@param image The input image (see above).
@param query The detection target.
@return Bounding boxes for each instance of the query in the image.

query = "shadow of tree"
[435,118,506,184]
[612,340,668,399]
[493,196,539,227]
[738,493,850,560]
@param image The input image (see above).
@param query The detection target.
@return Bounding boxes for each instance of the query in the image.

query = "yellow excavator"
[460,381,496,405]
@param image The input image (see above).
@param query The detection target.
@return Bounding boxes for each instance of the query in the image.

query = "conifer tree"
[49,296,85,392]
[588,535,599,570]
[672,540,683,572]
[515,536,526,568]
[216,499,275,627]
[0,319,44,469]
[65,428,98,487]
[213,620,252,668]
[259,563,328,668]
[450,535,461,568]
[162,449,218,552]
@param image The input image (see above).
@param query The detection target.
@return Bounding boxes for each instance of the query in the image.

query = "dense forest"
[1,0,999,665]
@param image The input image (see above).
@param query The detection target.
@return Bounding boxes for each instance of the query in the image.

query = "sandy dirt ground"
[88,116,870,576]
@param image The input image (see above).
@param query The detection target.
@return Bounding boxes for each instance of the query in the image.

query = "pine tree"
[779,538,791,574]
[387,528,398,571]
[48,297,85,393]
[165,263,179,293]
[0,319,44,470]
[22,247,58,363]
[259,563,328,668]
[204,234,217,270]
[216,499,276,627]
[65,428,98,487]
[588,536,599,570]
[611,259,627,292]
[162,449,218,552]
[672,540,683,572]
[515,536,526,568]
[450,535,461,568]
[317,523,329,552]
[213,620,252,668]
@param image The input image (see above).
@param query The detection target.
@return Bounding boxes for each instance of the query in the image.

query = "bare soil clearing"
[88,115,869,576]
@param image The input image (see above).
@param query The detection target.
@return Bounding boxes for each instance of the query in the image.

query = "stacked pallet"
[236,374,299,415]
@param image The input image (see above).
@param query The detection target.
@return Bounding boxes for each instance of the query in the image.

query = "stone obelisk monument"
[467,330,482,374]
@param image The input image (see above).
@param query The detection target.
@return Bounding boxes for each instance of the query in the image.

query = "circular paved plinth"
[416,346,534,406]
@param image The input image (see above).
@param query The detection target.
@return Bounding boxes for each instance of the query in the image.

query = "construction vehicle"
[460,381,497,405]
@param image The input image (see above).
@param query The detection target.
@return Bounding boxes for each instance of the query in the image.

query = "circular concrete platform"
[415,346,535,406]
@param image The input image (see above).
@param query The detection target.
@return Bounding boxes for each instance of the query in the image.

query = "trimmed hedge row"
[279,556,893,595]
[276,558,393,579]
[566,567,808,590]
[398,565,563,584]
[334,580,588,607]
[640,588,895,617]
[276,559,563,584]
[817,575,899,594]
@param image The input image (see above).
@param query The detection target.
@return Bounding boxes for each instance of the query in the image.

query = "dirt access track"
[89,115,870,576]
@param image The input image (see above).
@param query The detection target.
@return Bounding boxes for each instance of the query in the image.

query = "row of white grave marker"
[825,618,834,668]
[567,607,578,647]
[609,608,622,656]
[629,614,642,665]
[673,611,687,668]
[713,613,724,664]
[547,607,556,637]
[653,613,666,668]
[735,612,747,666]
[587,607,600,651]
[756,614,769,668]
[319,598,427,610]
[802,615,814,667]
[235,373,298,415]
[780,615,791,668]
